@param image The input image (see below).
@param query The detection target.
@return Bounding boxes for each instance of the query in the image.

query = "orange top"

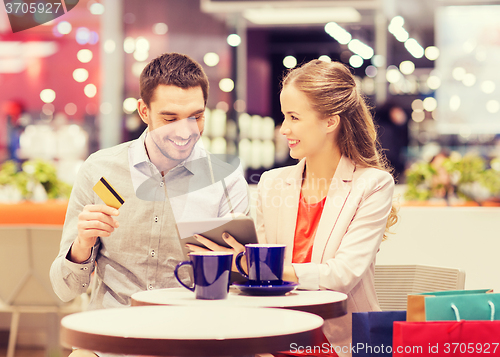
[0,200,68,225]
[292,193,327,263]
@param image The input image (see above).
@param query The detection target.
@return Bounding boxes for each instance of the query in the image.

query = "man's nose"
[173,118,199,138]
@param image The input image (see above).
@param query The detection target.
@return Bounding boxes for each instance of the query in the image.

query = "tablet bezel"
[177,216,258,249]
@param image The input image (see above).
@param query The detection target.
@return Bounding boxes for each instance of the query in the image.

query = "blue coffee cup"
[235,244,286,285]
[174,251,233,300]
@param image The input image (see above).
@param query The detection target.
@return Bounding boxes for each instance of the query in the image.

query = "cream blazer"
[256,155,394,356]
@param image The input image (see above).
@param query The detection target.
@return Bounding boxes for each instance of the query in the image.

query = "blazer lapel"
[311,155,354,262]
[277,159,305,264]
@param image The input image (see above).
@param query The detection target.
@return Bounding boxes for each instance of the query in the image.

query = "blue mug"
[235,244,286,285]
[174,251,233,300]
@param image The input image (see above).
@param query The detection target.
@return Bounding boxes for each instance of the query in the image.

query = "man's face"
[138,85,205,165]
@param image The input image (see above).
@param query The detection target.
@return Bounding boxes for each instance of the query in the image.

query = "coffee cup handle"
[174,261,195,292]
[235,251,249,279]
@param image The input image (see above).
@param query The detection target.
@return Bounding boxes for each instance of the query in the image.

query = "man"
[50,53,248,357]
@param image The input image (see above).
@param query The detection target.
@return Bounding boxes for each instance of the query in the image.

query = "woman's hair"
[140,52,209,107]
[282,59,398,239]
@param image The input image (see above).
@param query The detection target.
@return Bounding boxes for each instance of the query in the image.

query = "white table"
[131,287,347,319]
[60,305,324,356]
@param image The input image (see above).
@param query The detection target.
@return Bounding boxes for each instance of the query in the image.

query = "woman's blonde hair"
[282,59,398,239]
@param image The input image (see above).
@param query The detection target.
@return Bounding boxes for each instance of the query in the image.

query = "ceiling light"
[244,7,360,25]
[404,38,424,58]
[347,39,374,60]
[325,22,352,45]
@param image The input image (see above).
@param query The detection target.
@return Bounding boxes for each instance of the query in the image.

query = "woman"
[192,59,397,356]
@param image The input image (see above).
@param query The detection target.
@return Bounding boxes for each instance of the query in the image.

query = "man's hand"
[70,205,119,263]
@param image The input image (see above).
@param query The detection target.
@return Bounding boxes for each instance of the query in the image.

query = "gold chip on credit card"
[92,177,125,209]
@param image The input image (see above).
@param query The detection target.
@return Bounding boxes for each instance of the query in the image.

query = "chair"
[0,226,88,357]
[374,264,466,311]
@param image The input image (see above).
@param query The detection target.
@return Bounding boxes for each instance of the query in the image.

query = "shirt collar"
[129,128,208,176]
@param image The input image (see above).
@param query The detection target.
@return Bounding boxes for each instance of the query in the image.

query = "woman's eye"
[291,115,299,121]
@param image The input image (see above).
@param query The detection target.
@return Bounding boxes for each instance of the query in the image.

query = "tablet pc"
[176,216,258,249]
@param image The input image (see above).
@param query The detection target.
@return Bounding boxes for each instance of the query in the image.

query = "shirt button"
[151,250,156,257]
[148,284,153,290]
[81,267,88,270]
[160,182,164,187]
[154,216,158,222]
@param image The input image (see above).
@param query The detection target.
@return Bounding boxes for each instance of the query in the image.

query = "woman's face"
[279,85,332,160]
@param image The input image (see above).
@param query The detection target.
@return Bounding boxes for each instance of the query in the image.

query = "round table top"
[61,305,324,356]
[131,287,347,319]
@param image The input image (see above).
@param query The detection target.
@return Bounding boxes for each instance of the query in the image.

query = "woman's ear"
[326,115,340,133]
[137,99,149,125]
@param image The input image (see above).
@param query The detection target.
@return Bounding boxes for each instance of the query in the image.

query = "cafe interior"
[0,0,500,356]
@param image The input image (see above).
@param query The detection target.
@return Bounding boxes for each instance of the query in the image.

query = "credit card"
[92,177,125,209]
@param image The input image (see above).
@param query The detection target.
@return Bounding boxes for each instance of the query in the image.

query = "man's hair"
[140,52,209,107]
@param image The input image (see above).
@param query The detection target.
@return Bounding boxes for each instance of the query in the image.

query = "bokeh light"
[283,55,297,69]
[227,34,241,47]
[204,52,220,67]
[219,78,234,92]
[84,84,97,98]
[73,68,89,83]
[40,89,56,103]
[77,49,93,63]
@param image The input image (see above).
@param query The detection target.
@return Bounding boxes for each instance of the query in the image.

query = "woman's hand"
[185,232,247,273]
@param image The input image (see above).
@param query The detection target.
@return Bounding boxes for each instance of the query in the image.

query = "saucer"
[233,281,299,296]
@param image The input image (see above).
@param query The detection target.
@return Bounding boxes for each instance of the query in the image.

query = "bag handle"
[450,301,496,321]
[451,303,461,321]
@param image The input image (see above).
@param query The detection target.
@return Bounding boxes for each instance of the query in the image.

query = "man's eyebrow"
[157,109,205,116]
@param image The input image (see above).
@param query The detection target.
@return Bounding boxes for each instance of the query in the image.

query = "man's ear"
[137,99,149,125]
[326,114,340,133]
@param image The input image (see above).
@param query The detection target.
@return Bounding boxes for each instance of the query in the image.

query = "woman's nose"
[280,124,291,136]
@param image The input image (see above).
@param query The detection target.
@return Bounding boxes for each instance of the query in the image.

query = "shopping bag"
[406,289,493,321]
[393,320,500,356]
[352,311,406,357]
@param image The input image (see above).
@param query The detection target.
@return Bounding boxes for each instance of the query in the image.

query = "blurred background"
[0,0,500,204]
[1,1,500,355]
